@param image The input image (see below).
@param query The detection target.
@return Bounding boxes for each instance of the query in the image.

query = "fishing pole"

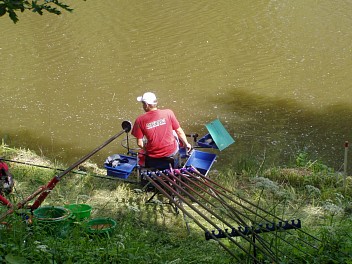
[0,121,133,220]
[0,157,139,183]
[148,171,266,263]
[165,170,282,262]
[183,167,321,249]
[143,172,242,262]
[31,121,133,210]
[175,170,314,260]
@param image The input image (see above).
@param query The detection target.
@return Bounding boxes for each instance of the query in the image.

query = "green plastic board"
[205,119,235,151]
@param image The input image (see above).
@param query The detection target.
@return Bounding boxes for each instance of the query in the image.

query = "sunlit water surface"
[1,0,352,172]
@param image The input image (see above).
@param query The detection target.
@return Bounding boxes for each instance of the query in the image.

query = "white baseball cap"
[137,92,157,104]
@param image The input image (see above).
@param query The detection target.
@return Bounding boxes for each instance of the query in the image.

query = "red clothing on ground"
[132,109,180,158]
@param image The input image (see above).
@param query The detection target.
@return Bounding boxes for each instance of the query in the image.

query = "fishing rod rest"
[140,167,203,179]
[205,219,301,240]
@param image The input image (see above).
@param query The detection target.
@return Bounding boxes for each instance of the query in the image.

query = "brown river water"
[1,1,352,173]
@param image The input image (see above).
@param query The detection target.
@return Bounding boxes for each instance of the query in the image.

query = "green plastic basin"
[64,204,92,220]
[33,206,72,235]
[86,218,116,235]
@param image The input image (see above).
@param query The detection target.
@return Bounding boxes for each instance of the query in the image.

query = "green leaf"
[0,6,6,17]
[5,254,29,264]
[8,9,19,23]
[51,0,73,12]
[43,6,62,15]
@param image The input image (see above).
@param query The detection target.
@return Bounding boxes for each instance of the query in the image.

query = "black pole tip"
[121,120,132,133]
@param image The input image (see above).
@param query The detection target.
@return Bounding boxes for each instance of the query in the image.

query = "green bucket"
[64,204,92,221]
[86,218,116,235]
[33,206,72,235]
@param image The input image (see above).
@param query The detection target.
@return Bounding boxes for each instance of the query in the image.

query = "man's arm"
[136,138,144,150]
[175,127,192,152]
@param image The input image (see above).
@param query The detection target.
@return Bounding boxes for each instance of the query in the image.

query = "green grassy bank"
[0,142,352,263]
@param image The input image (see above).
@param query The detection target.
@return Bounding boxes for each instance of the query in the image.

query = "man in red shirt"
[131,92,192,168]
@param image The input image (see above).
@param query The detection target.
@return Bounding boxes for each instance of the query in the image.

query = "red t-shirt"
[131,109,180,158]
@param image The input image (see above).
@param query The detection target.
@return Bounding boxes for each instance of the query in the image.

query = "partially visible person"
[0,160,14,195]
[131,92,191,168]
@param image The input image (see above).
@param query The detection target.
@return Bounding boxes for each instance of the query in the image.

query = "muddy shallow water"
[1,1,351,172]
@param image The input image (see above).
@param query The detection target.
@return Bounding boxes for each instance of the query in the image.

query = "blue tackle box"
[104,155,137,179]
[184,150,216,176]
[197,133,218,149]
